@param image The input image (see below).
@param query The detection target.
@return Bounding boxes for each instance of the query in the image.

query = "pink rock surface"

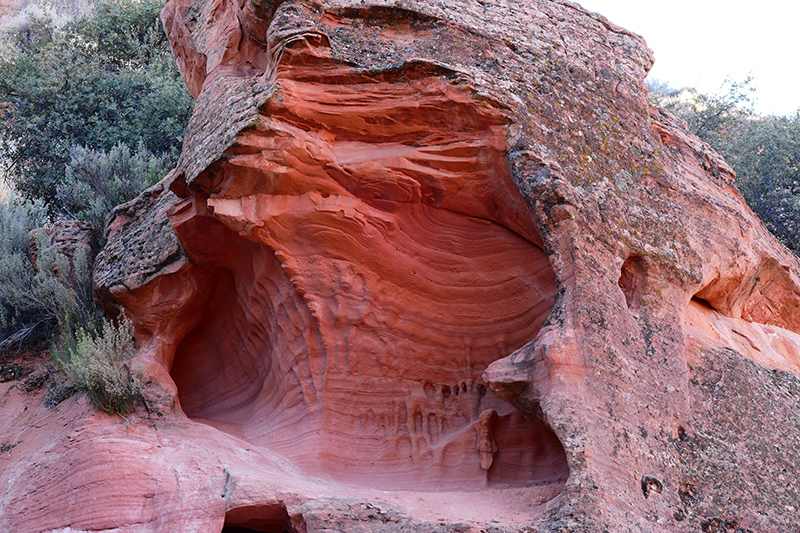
[3,1,800,532]
[0,0,19,18]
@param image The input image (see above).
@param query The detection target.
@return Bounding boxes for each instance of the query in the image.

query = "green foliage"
[0,195,53,349]
[80,0,169,67]
[0,0,192,206]
[55,316,142,414]
[0,1,161,413]
[0,193,47,254]
[0,229,95,352]
[57,142,170,234]
[648,78,800,256]
[0,193,102,352]
[648,76,757,146]
[0,197,142,413]
[730,114,800,255]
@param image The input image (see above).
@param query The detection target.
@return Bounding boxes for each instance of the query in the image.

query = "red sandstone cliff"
[1,1,800,532]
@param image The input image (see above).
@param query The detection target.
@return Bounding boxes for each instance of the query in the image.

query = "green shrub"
[732,118,800,255]
[56,316,142,414]
[0,195,52,350]
[57,142,170,234]
[0,195,98,352]
[0,193,47,253]
[1,197,141,413]
[648,76,756,147]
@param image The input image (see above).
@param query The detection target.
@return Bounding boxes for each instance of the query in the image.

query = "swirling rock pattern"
[2,1,800,532]
[164,10,563,485]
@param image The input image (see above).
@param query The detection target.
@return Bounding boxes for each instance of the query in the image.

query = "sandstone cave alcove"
[167,177,569,492]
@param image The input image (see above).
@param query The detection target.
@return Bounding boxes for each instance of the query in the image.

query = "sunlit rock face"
[4,1,800,532]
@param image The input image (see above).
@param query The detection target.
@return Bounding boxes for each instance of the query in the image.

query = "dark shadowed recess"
[221,503,297,533]
[618,254,645,312]
[222,527,288,533]
[221,503,299,533]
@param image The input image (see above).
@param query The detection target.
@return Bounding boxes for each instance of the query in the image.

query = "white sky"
[573,0,800,116]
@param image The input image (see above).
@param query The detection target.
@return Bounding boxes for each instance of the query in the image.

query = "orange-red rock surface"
[2,0,800,532]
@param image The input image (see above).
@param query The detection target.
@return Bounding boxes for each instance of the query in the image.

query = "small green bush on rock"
[56,317,142,415]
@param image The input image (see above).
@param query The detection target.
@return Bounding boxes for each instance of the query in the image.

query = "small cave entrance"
[484,410,570,487]
[619,254,645,312]
[222,504,300,533]
[691,295,715,311]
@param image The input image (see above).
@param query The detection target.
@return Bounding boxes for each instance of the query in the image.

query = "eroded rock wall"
[1,1,799,532]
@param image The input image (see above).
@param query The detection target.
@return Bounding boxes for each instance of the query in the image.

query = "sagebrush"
[0,196,82,351]
[56,317,142,414]
[57,142,170,235]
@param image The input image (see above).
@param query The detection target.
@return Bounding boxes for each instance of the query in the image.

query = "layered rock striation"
[2,1,800,532]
